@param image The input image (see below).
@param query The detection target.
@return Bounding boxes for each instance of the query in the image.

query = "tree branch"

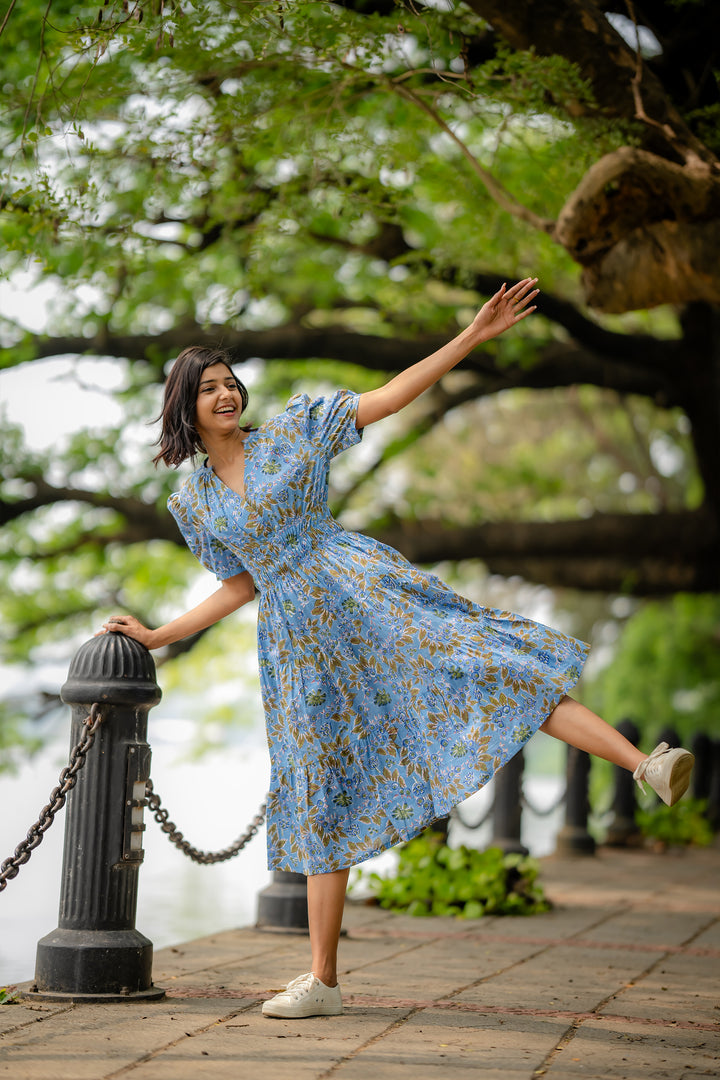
[0,477,178,540]
[390,81,556,234]
[370,507,719,594]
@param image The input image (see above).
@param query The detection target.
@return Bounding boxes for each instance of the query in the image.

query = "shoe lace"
[282,972,316,999]
[632,741,669,792]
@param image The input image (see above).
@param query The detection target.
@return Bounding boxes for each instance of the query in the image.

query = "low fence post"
[691,733,712,801]
[257,871,309,931]
[707,739,720,832]
[555,746,595,855]
[605,718,642,847]
[30,633,164,1001]
[491,750,528,855]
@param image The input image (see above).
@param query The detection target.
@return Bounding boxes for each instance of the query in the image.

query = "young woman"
[101,278,694,1020]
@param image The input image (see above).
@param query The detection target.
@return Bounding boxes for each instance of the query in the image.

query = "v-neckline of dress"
[205,430,257,503]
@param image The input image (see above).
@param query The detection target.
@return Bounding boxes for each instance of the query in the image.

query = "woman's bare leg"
[306,867,350,987]
[540,695,645,772]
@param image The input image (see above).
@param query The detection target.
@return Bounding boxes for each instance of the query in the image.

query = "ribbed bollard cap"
[61,633,162,707]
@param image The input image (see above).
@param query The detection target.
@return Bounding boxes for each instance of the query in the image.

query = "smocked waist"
[249,517,344,589]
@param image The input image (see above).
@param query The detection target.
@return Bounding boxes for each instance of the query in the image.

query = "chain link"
[520,787,568,818]
[144,779,266,864]
[0,704,104,893]
[451,800,494,831]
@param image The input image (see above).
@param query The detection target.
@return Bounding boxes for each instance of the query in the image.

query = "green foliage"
[353,831,550,917]
[586,594,720,740]
[382,387,696,527]
[0,705,43,775]
[637,799,715,848]
[0,987,20,1004]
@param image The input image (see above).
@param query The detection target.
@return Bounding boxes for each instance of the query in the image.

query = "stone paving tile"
[0,1001,71,1037]
[452,944,658,1014]
[153,935,286,981]
[543,1016,720,1079]
[576,909,714,949]
[123,1004,412,1080]
[334,1069,537,1080]
[689,920,720,950]
[162,941,317,996]
[347,905,621,947]
[330,1008,567,1078]
[0,998,253,1080]
[346,909,485,939]
[341,936,547,1001]
[599,952,720,1025]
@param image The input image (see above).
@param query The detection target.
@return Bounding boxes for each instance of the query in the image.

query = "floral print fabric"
[168,389,589,874]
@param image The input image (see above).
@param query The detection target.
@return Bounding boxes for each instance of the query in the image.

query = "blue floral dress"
[168,390,589,874]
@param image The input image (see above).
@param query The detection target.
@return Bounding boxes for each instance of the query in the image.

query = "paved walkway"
[1,846,718,1079]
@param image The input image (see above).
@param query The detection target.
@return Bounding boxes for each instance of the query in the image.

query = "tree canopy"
[1,0,718,720]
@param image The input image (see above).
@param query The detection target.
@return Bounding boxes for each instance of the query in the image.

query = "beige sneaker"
[633,742,695,806]
[261,972,343,1018]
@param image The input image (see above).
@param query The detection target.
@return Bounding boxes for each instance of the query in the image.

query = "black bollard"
[257,871,309,932]
[605,718,642,847]
[556,746,596,855]
[491,750,528,855]
[707,739,720,832]
[691,734,713,801]
[30,633,164,1002]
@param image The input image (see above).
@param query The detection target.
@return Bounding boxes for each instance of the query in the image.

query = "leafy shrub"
[637,798,714,848]
[355,831,551,917]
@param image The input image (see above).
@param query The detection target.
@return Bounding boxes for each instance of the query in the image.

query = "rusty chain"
[0,704,104,893]
[144,779,266,864]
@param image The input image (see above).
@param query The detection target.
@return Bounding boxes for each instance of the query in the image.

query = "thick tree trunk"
[555,149,720,310]
[466,0,714,163]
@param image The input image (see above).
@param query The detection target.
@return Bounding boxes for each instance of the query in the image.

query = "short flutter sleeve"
[168,489,246,581]
[285,388,363,460]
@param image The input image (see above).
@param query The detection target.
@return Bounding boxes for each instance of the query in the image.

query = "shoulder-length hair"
[153,345,251,468]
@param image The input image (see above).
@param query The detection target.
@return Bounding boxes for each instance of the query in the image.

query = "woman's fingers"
[513,302,537,322]
[505,276,537,299]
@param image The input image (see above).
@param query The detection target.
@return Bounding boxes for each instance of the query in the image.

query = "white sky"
[0,273,128,449]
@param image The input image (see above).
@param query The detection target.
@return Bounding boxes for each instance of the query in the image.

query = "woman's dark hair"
[153,345,250,468]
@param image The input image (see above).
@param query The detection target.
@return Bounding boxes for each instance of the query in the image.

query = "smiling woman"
[152,346,252,469]
[99,282,694,1021]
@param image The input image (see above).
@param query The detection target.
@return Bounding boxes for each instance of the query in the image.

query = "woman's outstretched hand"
[471,278,538,341]
[96,614,157,649]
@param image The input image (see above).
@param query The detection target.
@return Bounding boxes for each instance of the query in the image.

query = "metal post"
[30,633,164,1001]
[556,746,596,855]
[707,739,720,832]
[605,718,642,847]
[491,750,528,855]
[257,871,309,931]
[691,734,712,801]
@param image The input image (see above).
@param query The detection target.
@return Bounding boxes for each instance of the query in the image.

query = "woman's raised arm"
[97,570,256,650]
[355,278,538,429]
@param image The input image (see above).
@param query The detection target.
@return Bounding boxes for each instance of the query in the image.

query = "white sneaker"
[633,742,695,806]
[261,972,343,1018]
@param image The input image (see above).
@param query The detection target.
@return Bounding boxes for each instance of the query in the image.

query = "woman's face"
[194,362,244,441]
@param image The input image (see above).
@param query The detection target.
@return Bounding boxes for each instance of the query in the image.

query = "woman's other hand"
[97,614,157,649]
[471,278,538,341]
